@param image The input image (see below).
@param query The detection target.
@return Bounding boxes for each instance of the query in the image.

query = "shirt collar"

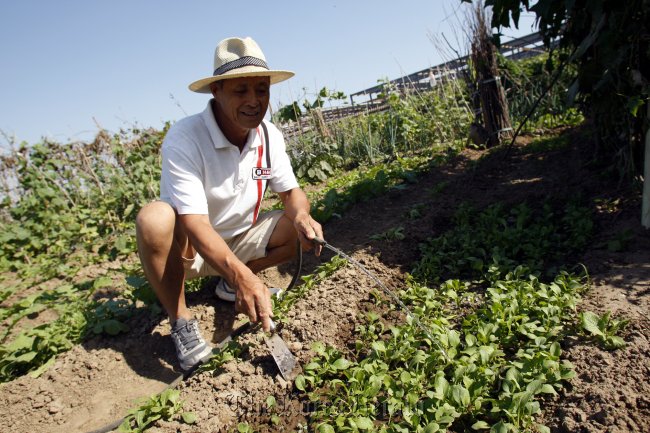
[201,100,262,150]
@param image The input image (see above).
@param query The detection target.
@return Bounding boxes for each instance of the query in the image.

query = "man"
[136,37,323,371]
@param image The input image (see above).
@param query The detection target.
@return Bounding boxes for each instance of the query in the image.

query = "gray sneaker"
[170,318,213,370]
[214,278,237,302]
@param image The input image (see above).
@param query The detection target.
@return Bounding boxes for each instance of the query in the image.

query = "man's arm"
[278,187,323,256]
[178,214,273,331]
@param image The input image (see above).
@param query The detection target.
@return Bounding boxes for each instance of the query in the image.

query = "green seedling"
[237,422,255,433]
[86,298,134,336]
[406,203,426,219]
[580,311,628,350]
[265,396,281,425]
[426,181,449,198]
[370,226,405,241]
[119,388,195,433]
[198,340,245,375]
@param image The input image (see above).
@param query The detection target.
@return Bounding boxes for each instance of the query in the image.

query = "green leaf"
[135,410,145,427]
[304,361,320,371]
[29,355,56,378]
[118,418,132,432]
[550,342,561,357]
[294,374,306,391]
[581,311,604,336]
[115,235,129,251]
[472,421,490,430]
[541,384,557,395]
[318,423,335,433]
[14,351,38,363]
[525,379,543,394]
[266,395,276,409]
[448,330,460,347]
[101,319,129,335]
[311,341,326,355]
[7,334,36,351]
[332,358,350,370]
[181,412,196,424]
[451,384,470,407]
[355,417,374,430]
[490,421,508,433]
[93,276,113,290]
[424,423,440,433]
[320,160,334,173]
[606,336,626,349]
[123,203,135,218]
[433,373,448,399]
[371,341,386,352]
[479,346,493,364]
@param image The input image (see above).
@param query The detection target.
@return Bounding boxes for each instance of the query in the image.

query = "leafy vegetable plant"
[118,388,195,433]
[580,311,628,350]
[370,226,405,241]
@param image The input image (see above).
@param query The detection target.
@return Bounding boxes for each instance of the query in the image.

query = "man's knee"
[136,201,176,243]
[270,214,298,248]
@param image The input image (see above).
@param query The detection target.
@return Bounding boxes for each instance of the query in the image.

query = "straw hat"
[188,37,294,93]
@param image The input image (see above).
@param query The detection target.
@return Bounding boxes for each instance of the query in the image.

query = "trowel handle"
[269,318,276,332]
[311,236,327,246]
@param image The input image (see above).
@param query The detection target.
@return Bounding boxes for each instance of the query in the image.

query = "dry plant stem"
[79,146,105,196]
[503,47,576,156]
[470,1,512,146]
[504,60,569,155]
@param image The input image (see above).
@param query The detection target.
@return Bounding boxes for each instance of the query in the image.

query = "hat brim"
[188,66,295,93]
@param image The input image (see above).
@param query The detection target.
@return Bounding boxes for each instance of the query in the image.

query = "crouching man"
[136,37,323,370]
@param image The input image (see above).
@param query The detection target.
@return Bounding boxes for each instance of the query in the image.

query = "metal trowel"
[265,319,300,381]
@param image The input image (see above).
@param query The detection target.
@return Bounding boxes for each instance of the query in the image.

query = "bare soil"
[1,129,648,433]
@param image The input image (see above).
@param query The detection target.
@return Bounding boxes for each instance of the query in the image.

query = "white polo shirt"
[160,101,299,241]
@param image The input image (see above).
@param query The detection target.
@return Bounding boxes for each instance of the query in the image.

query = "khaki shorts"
[183,210,284,279]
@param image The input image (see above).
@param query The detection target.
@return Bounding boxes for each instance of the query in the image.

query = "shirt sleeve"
[267,122,299,193]
[160,131,209,215]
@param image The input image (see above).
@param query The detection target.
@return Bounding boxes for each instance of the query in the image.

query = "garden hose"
[285,239,303,292]
[86,241,304,433]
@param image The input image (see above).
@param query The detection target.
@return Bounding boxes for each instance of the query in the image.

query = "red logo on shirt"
[252,167,272,180]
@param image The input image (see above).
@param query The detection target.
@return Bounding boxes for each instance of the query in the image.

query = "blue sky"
[0,0,537,147]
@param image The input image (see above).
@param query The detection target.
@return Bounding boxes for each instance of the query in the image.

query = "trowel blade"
[265,333,300,381]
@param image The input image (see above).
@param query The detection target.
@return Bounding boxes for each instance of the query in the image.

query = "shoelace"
[173,321,201,350]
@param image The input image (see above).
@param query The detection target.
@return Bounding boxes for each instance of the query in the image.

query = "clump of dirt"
[0,129,648,433]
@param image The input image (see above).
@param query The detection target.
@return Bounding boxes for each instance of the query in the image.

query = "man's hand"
[232,272,274,332]
[278,188,324,257]
[293,213,323,256]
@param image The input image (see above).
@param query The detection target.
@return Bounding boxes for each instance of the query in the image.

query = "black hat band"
[213,56,269,76]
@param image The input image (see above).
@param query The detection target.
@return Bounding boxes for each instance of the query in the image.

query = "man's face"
[212,76,271,132]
